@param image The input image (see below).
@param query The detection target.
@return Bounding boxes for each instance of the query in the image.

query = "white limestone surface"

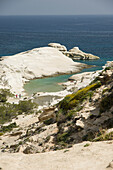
[0,141,113,170]
[0,47,86,94]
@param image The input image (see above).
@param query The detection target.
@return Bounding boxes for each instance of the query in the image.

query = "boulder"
[76,119,85,129]
[38,107,56,123]
[48,43,67,52]
[23,145,39,154]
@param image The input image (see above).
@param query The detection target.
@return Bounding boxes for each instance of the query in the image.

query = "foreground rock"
[0,47,87,94]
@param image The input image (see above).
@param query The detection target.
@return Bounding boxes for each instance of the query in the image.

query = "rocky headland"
[48,43,100,60]
[0,46,88,95]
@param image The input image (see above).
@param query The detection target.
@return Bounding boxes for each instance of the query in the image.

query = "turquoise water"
[24,74,73,95]
[24,64,102,95]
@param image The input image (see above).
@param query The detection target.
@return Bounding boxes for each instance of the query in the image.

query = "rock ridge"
[48,43,100,60]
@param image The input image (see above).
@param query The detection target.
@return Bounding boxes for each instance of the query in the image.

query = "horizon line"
[0,14,113,16]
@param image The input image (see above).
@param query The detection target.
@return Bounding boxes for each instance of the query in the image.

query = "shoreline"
[29,70,101,108]
[0,46,89,95]
[23,64,93,95]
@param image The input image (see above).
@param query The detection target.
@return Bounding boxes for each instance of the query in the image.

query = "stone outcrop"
[64,47,100,60]
[0,47,87,94]
[38,107,56,123]
[54,64,113,148]
[48,43,100,60]
[48,43,67,52]
[23,145,39,154]
[104,61,113,68]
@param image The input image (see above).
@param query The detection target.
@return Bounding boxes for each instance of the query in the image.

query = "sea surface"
[0,15,113,94]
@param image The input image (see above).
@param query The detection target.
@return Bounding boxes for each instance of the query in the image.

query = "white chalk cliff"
[0,47,87,94]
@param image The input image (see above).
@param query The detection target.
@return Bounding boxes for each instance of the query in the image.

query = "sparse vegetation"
[17,100,37,114]
[102,88,109,94]
[93,130,113,142]
[0,122,17,134]
[104,67,111,71]
[44,118,54,125]
[0,89,38,124]
[64,149,69,153]
[0,89,13,102]
[59,81,101,112]
[0,103,18,124]
[84,143,90,147]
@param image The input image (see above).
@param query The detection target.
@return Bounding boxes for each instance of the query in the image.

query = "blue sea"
[0,15,113,94]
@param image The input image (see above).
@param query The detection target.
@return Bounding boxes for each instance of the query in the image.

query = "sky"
[0,0,113,15]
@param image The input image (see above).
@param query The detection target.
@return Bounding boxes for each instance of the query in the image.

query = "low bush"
[93,130,113,142]
[0,100,38,124]
[102,88,109,94]
[0,122,17,133]
[84,143,90,147]
[0,89,13,102]
[17,100,37,114]
[59,81,101,112]
[0,103,18,124]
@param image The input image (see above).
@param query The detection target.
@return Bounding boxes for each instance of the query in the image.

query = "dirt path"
[0,141,113,170]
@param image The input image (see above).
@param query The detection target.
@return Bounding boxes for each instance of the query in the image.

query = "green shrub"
[93,131,113,142]
[59,81,101,112]
[84,143,90,147]
[0,103,18,124]
[57,132,70,143]
[104,67,111,71]
[44,118,54,125]
[102,88,109,94]
[0,132,4,136]
[0,89,13,102]
[56,129,73,143]
[0,100,38,124]
[17,100,36,114]
[0,122,17,133]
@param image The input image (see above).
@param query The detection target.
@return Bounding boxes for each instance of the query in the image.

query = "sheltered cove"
[0,43,99,96]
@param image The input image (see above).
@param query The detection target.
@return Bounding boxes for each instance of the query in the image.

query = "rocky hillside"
[0,62,113,155]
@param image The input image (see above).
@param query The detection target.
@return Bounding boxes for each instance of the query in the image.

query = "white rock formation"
[48,43,67,52]
[104,61,113,68]
[69,47,80,53]
[64,47,100,60]
[48,43,99,60]
[0,47,87,94]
